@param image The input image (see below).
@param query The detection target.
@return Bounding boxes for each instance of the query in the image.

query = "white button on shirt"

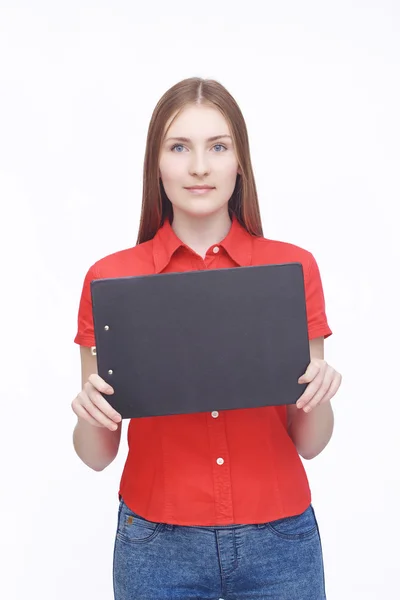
[211,411,219,418]
[213,246,220,254]
[216,458,224,465]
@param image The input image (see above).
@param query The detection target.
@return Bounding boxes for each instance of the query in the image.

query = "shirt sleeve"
[73,264,98,347]
[304,253,332,340]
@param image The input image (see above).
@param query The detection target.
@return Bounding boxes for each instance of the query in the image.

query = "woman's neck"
[171,208,232,259]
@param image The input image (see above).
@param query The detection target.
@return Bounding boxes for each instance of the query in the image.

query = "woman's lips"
[185,187,215,195]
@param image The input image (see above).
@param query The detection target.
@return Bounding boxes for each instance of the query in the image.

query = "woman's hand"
[71,374,122,431]
[296,359,342,413]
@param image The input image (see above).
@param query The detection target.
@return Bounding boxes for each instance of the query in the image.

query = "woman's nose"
[189,152,210,177]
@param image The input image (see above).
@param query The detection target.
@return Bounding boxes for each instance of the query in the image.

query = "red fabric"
[74,216,332,525]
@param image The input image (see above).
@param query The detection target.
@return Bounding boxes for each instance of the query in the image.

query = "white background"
[1,1,399,598]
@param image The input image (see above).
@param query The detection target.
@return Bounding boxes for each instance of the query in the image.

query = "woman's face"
[159,104,240,219]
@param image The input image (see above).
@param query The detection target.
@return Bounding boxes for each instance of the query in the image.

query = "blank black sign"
[90,263,310,419]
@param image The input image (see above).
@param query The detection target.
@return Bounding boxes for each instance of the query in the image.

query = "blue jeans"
[113,498,326,599]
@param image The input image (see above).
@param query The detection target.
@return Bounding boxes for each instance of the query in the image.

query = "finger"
[317,373,342,407]
[298,360,326,384]
[88,373,114,395]
[303,370,339,413]
[73,402,107,428]
[79,392,120,430]
[84,379,121,421]
[88,388,122,423]
[297,367,325,408]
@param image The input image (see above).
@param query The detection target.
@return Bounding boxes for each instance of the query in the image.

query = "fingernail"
[304,406,311,413]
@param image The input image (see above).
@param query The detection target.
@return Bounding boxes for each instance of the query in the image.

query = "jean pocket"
[266,504,318,540]
[116,501,165,545]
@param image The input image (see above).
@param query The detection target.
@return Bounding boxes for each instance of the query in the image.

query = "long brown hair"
[136,77,263,244]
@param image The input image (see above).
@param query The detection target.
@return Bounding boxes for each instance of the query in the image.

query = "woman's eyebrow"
[165,135,232,143]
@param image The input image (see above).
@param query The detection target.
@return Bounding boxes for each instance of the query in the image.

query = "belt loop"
[165,523,174,531]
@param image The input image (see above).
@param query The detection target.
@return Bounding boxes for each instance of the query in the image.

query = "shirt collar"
[152,215,254,274]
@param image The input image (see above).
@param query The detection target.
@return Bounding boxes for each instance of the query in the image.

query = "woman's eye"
[170,143,227,153]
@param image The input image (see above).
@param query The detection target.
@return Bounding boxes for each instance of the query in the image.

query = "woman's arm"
[287,337,336,460]
[72,347,122,471]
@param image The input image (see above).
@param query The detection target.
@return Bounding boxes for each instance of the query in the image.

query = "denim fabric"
[113,498,326,599]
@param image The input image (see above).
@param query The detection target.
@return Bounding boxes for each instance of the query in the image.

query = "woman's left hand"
[296,359,342,413]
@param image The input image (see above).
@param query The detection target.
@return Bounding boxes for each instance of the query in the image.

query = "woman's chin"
[173,202,228,219]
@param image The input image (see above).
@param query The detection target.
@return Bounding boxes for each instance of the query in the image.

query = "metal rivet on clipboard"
[90,324,109,356]
[91,324,110,363]
[100,325,113,376]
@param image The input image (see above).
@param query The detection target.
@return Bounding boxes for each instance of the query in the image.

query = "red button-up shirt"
[74,216,332,525]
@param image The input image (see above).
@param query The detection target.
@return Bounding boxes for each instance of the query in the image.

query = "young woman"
[72,77,342,600]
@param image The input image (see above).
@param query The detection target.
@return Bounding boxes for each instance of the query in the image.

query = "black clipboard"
[90,263,310,419]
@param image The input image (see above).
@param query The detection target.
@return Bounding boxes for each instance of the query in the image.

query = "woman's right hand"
[71,374,122,431]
